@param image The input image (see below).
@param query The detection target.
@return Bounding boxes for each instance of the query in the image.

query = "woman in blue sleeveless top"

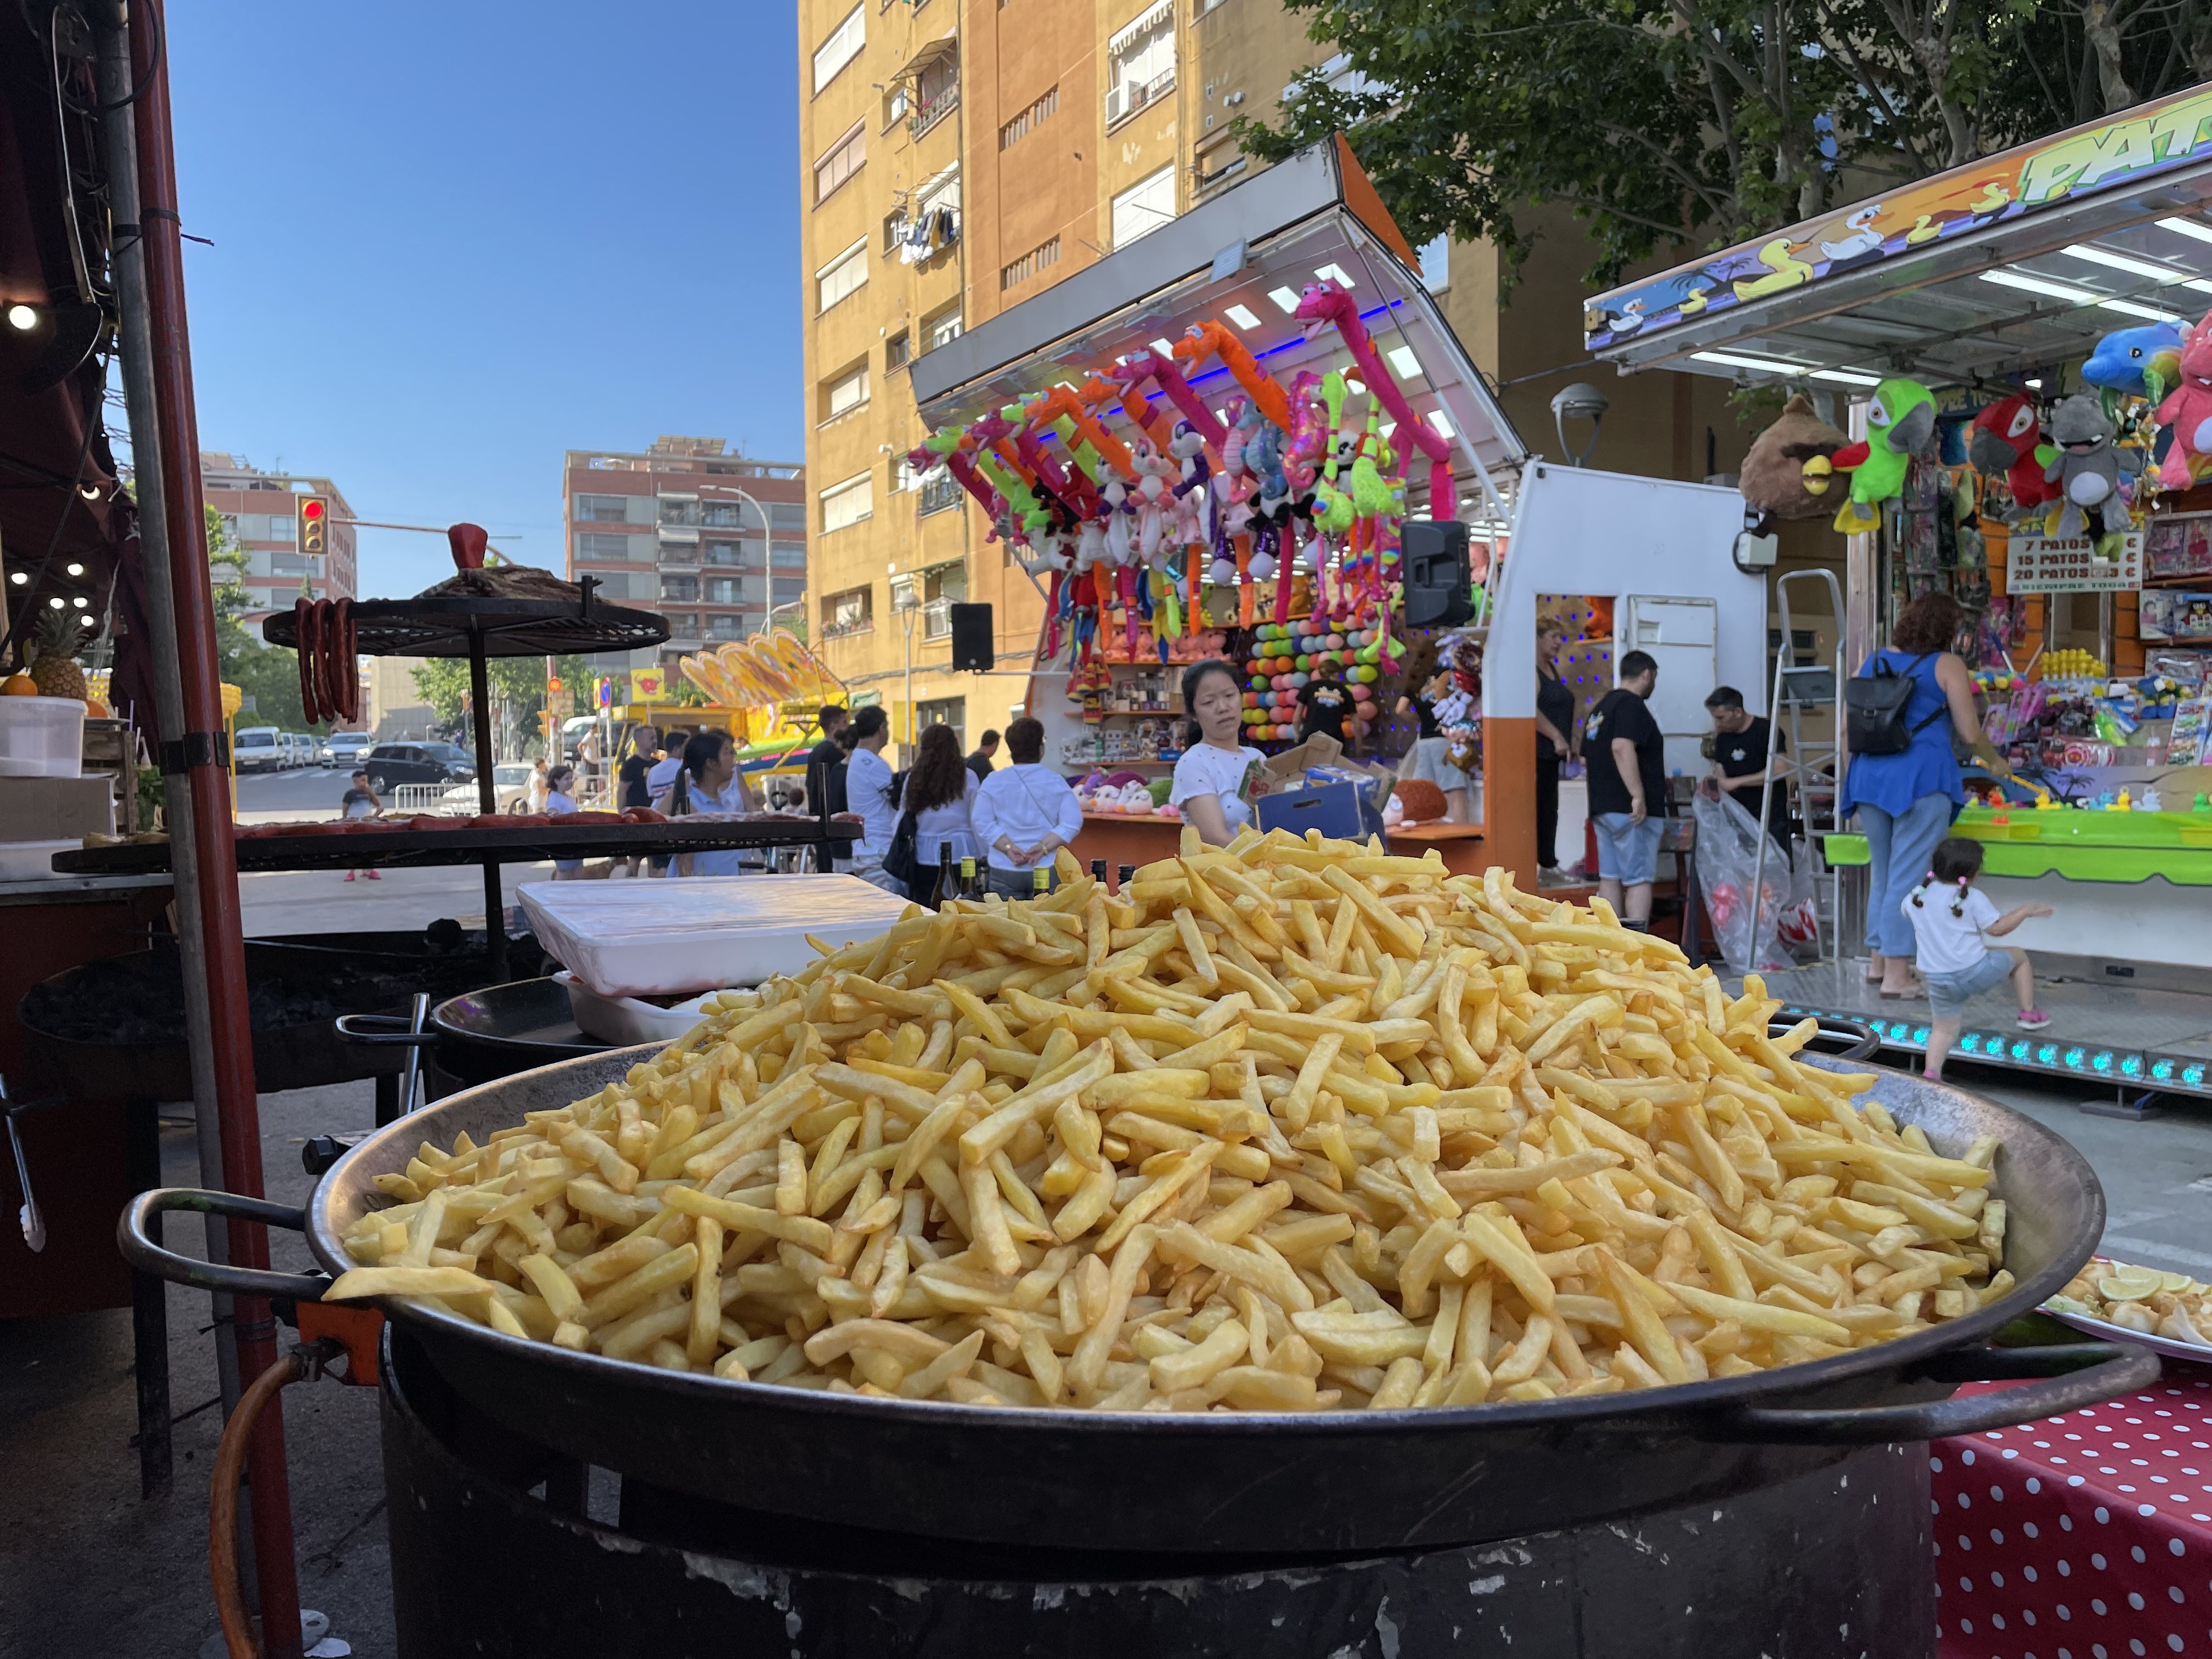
[1839,592,2013,998]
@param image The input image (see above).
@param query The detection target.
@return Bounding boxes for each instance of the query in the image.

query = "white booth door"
[1619,594,1718,782]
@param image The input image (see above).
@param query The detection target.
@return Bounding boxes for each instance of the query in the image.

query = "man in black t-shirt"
[1296,661,1352,745]
[617,724,661,811]
[803,706,851,864]
[1583,650,1665,926]
[1700,685,1790,852]
[966,729,1001,783]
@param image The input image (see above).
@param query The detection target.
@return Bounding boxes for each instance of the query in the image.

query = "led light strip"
[1778,1005,2207,1094]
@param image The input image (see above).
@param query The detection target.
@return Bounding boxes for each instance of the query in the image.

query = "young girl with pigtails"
[1903,837,2053,1081]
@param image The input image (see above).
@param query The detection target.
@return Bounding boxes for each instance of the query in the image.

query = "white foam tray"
[517,874,912,998]
[554,973,718,1047]
[0,838,77,881]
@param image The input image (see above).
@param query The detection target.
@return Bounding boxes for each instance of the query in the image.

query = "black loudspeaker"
[949,602,994,672]
[1400,520,1474,628]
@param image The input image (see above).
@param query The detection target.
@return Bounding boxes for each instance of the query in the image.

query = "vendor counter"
[1951,803,2212,970]
[1071,810,1500,879]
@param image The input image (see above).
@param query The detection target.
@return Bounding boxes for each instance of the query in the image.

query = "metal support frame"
[1750,568,1848,959]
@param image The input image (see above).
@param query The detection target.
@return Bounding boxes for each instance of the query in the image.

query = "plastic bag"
[1691,791,1796,974]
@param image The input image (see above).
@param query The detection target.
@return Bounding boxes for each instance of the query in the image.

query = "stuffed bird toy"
[1802,377,1937,534]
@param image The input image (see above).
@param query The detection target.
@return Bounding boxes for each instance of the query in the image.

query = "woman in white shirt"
[900,724,978,905]
[842,705,901,892]
[972,716,1082,897]
[1170,659,1269,847]
[545,765,584,879]
[665,729,760,876]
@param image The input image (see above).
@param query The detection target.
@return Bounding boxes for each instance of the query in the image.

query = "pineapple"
[28,607,87,702]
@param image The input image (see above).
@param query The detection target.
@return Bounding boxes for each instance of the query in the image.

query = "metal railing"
[909,81,960,138]
[916,472,963,517]
[390,784,456,815]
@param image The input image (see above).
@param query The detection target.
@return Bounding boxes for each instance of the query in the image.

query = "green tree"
[411,653,586,752]
[1238,1,2212,289]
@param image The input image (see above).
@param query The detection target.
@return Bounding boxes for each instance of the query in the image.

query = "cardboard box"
[0,774,115,842]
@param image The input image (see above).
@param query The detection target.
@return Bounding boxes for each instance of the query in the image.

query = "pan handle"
[116,1187,330,1303]
[335,1012,437,1047]
[1714,1341,2161,1444]
[1773,1015,1879,1062]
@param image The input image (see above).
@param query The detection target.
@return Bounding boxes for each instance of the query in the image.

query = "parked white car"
[441,762,537,814]
[320,731,374,769]
[234,726,285,774]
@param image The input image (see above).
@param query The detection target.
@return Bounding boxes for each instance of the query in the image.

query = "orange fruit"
[2,672,38,696]
[84,697,110,718]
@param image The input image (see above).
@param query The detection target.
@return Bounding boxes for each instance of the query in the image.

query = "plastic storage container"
[517,874,914,998]
[0,696,85,777]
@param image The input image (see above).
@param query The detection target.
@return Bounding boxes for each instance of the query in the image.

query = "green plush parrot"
[1800,377,1938,534]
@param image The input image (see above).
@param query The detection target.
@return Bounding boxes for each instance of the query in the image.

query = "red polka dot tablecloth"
[1933,1362,2212,1658]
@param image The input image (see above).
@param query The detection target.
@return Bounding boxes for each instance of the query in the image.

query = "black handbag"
[882,808,922,894]
[1845,652,1944,755]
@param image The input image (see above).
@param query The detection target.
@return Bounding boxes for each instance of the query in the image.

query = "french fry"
[357,830,2004,1409]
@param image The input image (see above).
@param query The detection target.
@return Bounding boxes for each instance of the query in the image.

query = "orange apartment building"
[797,0,1756,750]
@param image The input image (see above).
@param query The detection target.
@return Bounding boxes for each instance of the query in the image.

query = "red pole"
[129,6,304,1655]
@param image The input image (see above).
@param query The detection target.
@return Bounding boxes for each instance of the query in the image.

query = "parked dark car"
[362,742,477,794]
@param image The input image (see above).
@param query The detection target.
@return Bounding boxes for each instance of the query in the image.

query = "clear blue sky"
[169,2,803,599]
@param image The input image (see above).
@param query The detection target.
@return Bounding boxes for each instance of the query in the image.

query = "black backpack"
[1846,652,1945,755]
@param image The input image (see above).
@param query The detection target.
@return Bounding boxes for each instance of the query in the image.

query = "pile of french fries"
[327,831,2012,1412]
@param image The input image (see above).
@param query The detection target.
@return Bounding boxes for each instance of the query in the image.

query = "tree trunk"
[2084,0,2137,111]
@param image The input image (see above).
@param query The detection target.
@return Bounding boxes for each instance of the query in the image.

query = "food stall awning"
[912,137,1526,520]
[1585,81,2212,388]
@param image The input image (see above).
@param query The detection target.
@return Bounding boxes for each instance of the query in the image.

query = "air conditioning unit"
[1105,81,1133,124]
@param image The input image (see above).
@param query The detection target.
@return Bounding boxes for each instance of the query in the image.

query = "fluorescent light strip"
[1267,287,1301,313]
[1809,368,1883,387]
[2158,217,2212,246]
[1148,337,1175,356]
[2098,298,2186,323]
[2061,243,2189,284]
[1980,269,2097,304]
[1223,304,1262,330]
[1387,345,1421,379]
[1425,409,1455,438]
[1691,349,1815,374]
[1314,263,1355,288]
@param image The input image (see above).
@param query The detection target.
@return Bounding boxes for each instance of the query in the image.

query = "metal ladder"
[1748,568,1847,960]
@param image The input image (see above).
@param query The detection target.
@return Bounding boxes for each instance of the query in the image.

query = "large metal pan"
[123,1047,2151,1558]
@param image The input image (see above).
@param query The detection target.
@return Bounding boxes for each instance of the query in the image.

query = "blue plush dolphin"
[2083,321,2184,400]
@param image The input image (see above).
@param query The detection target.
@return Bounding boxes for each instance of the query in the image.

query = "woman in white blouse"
[901,724,978,904]
[1170,659,1269,847]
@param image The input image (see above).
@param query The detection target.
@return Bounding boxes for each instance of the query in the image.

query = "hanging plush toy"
[2042,393,2141,537]
[2084,321,2184,406]
[1801,376,1937,534]
[1966,394,2060,520]
[2155,309,2212,489]
[1737,393,1849,532]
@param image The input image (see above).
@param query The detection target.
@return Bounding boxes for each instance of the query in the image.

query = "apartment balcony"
[909,81,959,140]
[916,472,963,517]
[1106,67,1173,132]
[821,616,874,640]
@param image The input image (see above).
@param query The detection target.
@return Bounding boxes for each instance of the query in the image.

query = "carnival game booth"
[1590,77,2212,1103]
[909,139,1535,876]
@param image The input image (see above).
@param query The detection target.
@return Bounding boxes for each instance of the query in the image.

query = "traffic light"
[297,495,328,555]
[537,710,553,743]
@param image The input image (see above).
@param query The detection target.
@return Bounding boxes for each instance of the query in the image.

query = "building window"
[706,614,749,641]
[658,497,699,526]
[661,575,699,602]
[574,493,630,523]
[704,577,747,603]
[1000,236,1060,291]
[885,330,911,372]
[663,612,698,637]
[772,503,808,531]
[925,307,963,349]
[820,472,873,534]
[882,83,909,128]
[1418,234,1451,294]
[1111,165,1177,249]
[816,238,868,313]
[893,453,922,494]
[771,542,809,568]
[812,4,864,92]
[702,541,747,567]
[819,362,870,423]
[915,696,964,744]
[1000,85,1058,149]
[699,501,749,528]
[917,470,963,516]
[822,586,873,637]
[772,577,807,605]
[1106,1,1175,128]
[814,121,866,204]
[574,532,641,561]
